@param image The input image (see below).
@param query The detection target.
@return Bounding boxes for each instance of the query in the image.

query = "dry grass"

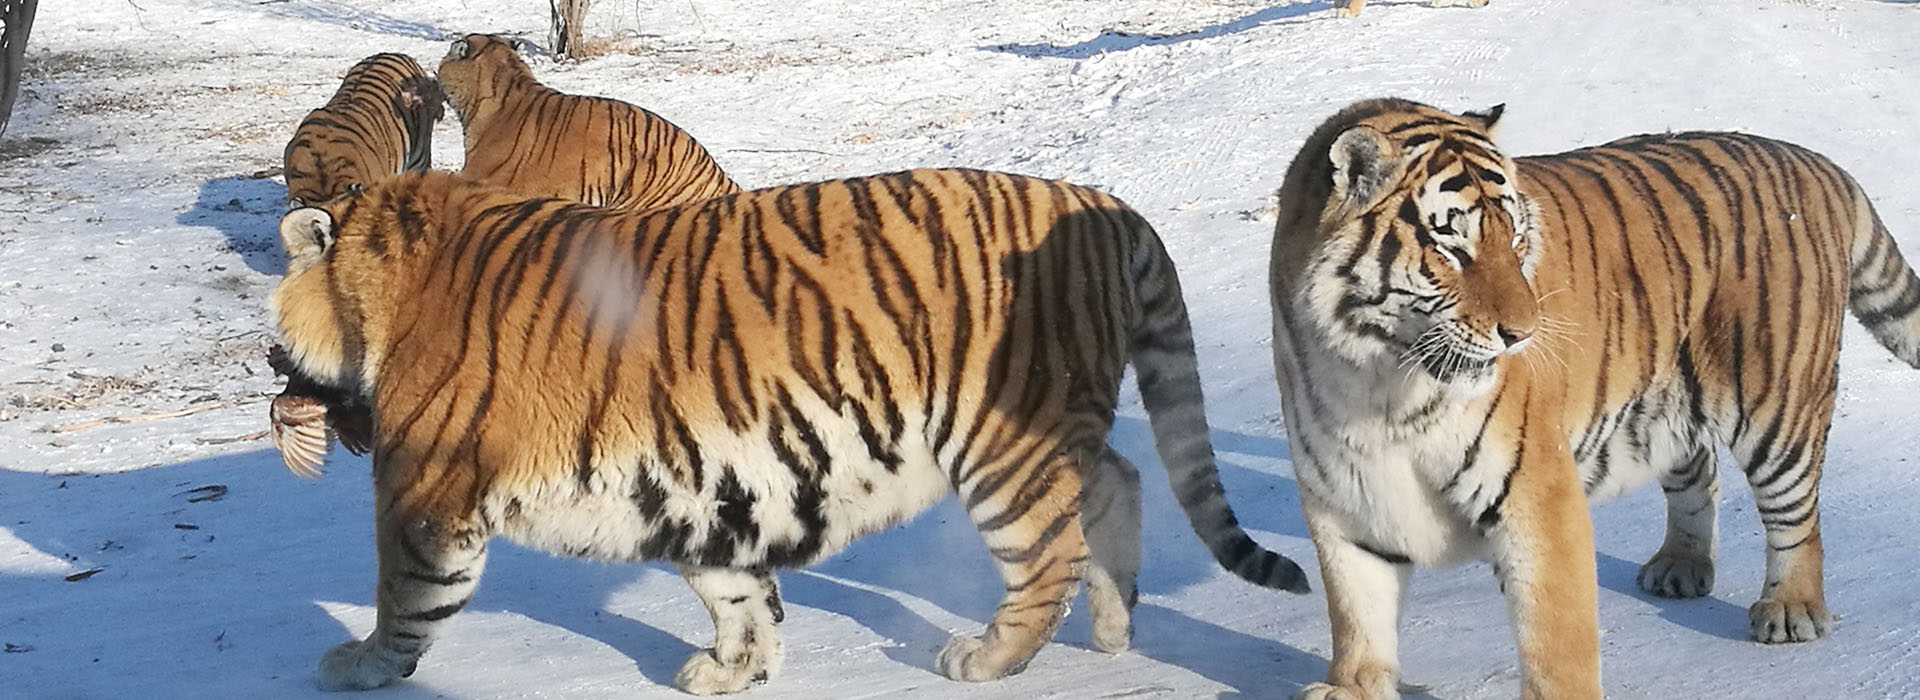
[7,373,158,413]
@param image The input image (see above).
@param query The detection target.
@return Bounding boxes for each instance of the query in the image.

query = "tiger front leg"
[674,567,784,695]
[1293,507,1409,700]
[318,506,489,691]
[938,455,1088,681]
[1484,448,1601,700]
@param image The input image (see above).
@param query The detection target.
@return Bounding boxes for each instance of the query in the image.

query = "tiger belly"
[1572,378,1709,501]
[484,421,952,571]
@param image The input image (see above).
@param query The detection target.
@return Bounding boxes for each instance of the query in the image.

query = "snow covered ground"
[2,0,1917,697]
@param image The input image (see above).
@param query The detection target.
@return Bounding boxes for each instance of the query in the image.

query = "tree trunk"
[548,0,592,60]
[0,0,38,138]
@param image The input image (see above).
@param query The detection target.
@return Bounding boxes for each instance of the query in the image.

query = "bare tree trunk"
[0,0,38,138]
[548,0,592,60]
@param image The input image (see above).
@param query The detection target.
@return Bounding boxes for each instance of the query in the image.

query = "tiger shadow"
[1594,551,1751,642]
[0,451,693,698]
[179,175,291,276]
[0,429,1313,698]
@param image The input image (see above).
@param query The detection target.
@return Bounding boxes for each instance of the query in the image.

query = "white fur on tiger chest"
[1285,361,1499,568]
[484,400,953,569]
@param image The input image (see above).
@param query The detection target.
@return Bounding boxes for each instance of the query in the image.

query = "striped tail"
[1127,227,1309,594]
[1847,199,1920,367]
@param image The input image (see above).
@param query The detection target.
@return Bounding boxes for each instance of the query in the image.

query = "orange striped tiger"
[436,34,742,211]
[282,53,444,208]
[1268,98,1917,699]
[270,169,1306,694]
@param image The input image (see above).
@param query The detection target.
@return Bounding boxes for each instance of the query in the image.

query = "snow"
[1,0,1917,698]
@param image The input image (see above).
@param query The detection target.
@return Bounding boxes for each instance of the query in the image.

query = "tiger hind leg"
[1637,447,1719,599]
[673,567,784,695]
[1081,446,1142,653]
[1730,357,1837,644]
[318,506,489,690]
[1733,423,1832,643]
[937,451,1089,681]
[1338,0,1365,17]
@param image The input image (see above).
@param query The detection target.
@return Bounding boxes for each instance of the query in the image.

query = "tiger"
[435,33,743,211]
[1338,0,1488,17]
[282,52,444,208]
[1267,97,1919,699]
[269,168,1308,694]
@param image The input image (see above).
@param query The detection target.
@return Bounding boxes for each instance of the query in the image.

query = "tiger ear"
[446,37,471,60]
[1462,103,1506,137]
[280,208,336,274]
[1328,126,1399,214]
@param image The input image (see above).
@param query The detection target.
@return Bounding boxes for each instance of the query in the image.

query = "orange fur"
[437,34,742,211]
[276,170,1302,694]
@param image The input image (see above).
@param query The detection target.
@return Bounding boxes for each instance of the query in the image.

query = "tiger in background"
[270,169,1307,694]
[1268,98,1917,699]
[436,33,743,211]
[273,51,443,474]
[1339,0,1488,17]
[282,52,444,208]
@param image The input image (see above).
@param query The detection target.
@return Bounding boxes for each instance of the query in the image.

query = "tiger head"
[437,34,538,126]
[1275,98,1542,390]
[267,172,493,397]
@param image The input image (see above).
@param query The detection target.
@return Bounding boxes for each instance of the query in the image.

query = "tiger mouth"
[1417,350,1497,382]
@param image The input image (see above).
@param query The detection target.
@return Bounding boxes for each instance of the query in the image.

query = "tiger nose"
[1496,325,1533,351]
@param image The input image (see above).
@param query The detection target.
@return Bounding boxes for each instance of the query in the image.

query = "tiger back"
[1269,98,1920,699]
[271,169,1304,695]
[282,53,444,207]
[436,34,742,211]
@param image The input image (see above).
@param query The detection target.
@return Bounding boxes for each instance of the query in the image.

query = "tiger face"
[436,34,529,124]
[1296,101,1541,390]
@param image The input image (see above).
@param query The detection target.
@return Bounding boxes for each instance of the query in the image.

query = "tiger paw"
[935,634,1031,682]
[673,649,770,695]
[1293,665,1399,700]
[1293,682,1399,700]
[1636,552,1714,599]
[316,639,416,691]
[1090,612,1133,654]
[1748,597,1831,644]
[1085,572,1135,653]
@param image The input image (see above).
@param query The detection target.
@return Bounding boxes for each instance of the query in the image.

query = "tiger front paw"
[934,634,1034,682]
[316,639,417,691]
[673,649,771,695]
[1749,597,1831,644]
[1294,682,1398,700]
[1295,681,1403,700]
[1293,664,1399,700]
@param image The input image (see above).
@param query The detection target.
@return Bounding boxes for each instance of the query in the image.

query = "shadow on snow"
[178,175,290,276]
[0,416,1315,697]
